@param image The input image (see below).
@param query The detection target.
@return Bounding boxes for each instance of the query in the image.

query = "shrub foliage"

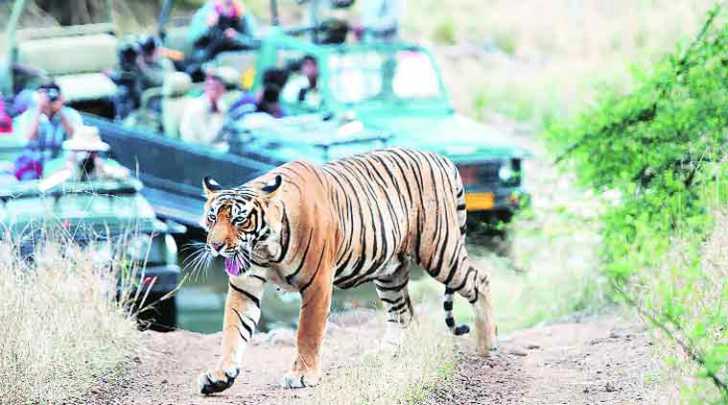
[546,5,728,402]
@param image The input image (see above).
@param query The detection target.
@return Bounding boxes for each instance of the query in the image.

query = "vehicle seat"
[16,30,118,103]
[161,72,194,138]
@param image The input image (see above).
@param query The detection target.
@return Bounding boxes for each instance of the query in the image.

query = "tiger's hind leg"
[446,256,497,355]
[374,257,414,350]
[466,261,497,355]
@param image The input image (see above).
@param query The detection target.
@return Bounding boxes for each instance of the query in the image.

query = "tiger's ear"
[261,175,282,196]
[203,176,222,197]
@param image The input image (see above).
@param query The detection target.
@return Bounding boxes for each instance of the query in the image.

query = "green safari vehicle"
[0,149,183,330]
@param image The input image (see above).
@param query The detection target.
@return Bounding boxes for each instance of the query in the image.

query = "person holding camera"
[136,36,176,91]
[13,83,82,180]
[185,0,258,80]
[108,36,174,120]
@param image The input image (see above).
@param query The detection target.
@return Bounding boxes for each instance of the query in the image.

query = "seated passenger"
[13,83,82,180]
[108,40,143,120]
[229,68,288,119]
[186,0,258,79]
[357,0,405,42]
[282,55,321,109]
[137,36,176,92]
[180,68,234,145]
[255,85,284,118]
[109,36,175,120]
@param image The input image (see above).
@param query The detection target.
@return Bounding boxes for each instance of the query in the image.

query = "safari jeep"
[0,149,184,331]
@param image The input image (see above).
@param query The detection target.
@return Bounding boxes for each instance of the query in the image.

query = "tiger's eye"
[239,218,252,229]
[207,214,216,223]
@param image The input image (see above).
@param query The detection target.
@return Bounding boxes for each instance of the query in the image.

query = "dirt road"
[90,312,671,405]
[423,314,673,404]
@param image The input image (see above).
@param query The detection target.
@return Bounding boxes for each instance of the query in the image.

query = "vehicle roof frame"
[254,28,454,113]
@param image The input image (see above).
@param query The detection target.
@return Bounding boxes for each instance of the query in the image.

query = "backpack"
[0,98,11,134]
[13,153,44,181]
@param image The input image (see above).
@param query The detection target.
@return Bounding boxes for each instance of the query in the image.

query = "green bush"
[545,5,728,402]
[433,17,457,45]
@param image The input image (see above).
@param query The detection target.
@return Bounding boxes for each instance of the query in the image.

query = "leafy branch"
[554,4,723,164]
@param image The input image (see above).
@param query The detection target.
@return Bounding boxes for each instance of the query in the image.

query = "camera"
[118,41,141,71]
[46,87,60,103]
[118,35,160,71]
[37,83,62,103]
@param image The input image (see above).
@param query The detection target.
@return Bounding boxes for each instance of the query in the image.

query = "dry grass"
[0,236,141,404]
[297,311,457,405]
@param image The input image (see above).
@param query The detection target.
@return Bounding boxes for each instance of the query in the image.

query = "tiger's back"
[318,148,468,290]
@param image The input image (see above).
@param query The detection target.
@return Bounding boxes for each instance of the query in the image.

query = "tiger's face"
[201,175,282,276]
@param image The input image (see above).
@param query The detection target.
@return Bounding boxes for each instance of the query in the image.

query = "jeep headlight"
[498,164,514,181]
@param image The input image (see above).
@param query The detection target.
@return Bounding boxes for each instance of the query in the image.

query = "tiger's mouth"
[225,256,248,277]
[224,258,240,277]
[223,253,251,277]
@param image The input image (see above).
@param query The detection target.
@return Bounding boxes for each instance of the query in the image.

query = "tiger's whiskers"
[182,241,213,281]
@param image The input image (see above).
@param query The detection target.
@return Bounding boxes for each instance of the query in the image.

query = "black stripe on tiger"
[229,282,260,308]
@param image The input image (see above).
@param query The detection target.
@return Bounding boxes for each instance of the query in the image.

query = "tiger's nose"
[210,242,224,254]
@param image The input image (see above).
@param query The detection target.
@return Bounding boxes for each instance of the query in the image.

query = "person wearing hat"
[13,82,82,180]
[62,125,128,181]
[180,67,237,145]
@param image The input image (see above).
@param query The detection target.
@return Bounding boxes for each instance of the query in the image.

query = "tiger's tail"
[444,288,470,336]
[444,170,470,336]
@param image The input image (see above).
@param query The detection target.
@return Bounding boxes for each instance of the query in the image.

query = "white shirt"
[180,96,228,145]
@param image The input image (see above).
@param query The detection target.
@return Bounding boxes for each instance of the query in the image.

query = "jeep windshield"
[327,48,447,106]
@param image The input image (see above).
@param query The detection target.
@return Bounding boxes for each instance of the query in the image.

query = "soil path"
[91,312,670,404]
[423,314,672,404]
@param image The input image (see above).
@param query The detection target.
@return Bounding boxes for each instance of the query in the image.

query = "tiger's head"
[201,175,284,277]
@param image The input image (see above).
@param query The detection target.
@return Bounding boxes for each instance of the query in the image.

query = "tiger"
[196,147,497,395]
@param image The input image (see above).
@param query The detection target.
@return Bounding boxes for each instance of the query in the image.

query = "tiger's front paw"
[197,367,239,395]
[280,368,320,389]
